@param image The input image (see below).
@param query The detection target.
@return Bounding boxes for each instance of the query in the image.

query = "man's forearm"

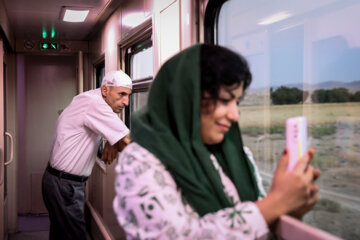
[117,135,130,152]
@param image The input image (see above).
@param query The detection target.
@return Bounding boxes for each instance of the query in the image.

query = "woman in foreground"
[113,44,320,239]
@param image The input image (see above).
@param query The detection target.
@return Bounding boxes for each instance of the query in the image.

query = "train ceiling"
[3,0,126,41]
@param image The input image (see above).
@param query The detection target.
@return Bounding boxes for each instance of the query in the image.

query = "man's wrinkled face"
[101,86,132,113]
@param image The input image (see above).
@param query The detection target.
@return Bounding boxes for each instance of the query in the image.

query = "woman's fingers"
[268,147,321,218]
[294,148,315,174]
[313,169,321,182]
[308,148,315,161]
[276,149,289,173]
[304,164,315,184]
[308,187,320,205]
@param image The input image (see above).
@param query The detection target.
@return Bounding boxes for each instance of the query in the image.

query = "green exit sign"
[40,42,59,50]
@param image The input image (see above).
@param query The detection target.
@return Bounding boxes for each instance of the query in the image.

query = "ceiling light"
[258,12,291,25]
[64,10,89,22]
[122,12,150,28]
[60,7,90,22]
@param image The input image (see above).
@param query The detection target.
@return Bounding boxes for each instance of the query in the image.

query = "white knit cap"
[101,70,132,90]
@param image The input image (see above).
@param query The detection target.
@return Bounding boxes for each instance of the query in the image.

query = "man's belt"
[47,164,88,182]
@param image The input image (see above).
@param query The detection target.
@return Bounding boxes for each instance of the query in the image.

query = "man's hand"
[117,135,131,152]
[101,135,130,164]
[101,141,118,165]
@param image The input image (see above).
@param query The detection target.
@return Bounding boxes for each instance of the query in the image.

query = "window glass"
[218,1,360,239]
[129,45,153,113]
[130,46,153,80]
[130,91,149,113]
[95,63,105,88]
[125,42,153,128]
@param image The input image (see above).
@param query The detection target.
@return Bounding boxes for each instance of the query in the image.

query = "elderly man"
[42,70,132,240]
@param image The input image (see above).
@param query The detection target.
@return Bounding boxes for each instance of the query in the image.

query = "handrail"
[4,132,14,166]
[275,215,342,240]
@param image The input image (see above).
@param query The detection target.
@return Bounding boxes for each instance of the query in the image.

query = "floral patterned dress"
[113,142,269,239]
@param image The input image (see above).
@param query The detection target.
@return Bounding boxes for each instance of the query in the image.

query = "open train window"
[121,20,153,128]
[205,0,360,239]
[124,40,153,127]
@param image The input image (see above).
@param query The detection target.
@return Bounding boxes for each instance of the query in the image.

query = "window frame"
[118,19,153,128]
[206,1,360,240]
[92,58,106,171]
[124,40,153,127]
[204,0,228,44]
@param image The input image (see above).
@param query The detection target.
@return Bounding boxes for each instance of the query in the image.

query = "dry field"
[238,102,360,239]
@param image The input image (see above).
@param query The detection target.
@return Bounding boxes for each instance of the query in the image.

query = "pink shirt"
[113,142,269,239]
[50,88,129,176]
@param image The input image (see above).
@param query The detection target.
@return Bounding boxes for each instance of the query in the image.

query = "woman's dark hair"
[200,44,252,102]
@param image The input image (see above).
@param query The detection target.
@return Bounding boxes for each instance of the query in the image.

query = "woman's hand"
[271,148,317,212]
[289,167,321,219]
[256,148,319,225]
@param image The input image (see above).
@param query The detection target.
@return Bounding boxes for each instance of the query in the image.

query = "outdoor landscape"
[238,101,360,239]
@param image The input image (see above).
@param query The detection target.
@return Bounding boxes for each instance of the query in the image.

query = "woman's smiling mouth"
[217,122,230,132]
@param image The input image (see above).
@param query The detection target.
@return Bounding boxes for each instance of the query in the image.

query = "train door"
[17,54,77,214]
[0,37,5,240]
[0,37,13,239]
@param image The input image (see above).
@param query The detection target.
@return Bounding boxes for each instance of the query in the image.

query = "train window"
[128,45,152,117]
[95,61,105,88]
[124,37,153,127]
[130,45,153,81]
[208,0,360,239]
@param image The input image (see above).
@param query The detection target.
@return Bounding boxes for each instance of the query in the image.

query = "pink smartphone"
[286,116,307,171]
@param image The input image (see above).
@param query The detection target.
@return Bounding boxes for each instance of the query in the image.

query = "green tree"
[271,86,303,105]
[312,89,328,103]
[351,91,360,102]
[328,88,351,102]
[312,88,353,103]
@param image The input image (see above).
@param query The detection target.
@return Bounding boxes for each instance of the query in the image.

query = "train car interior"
[0,0,359,239]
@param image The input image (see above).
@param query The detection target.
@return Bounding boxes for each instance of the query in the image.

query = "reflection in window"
[131,91,149,113]
[125,42,153,128]
[131,46,153,80]
[217,1,360,239]
[129,45,153,113]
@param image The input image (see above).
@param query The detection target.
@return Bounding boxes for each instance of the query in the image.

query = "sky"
[218,0,360,89]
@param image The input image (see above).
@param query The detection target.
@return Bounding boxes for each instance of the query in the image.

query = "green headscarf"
[131,44,259,216]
